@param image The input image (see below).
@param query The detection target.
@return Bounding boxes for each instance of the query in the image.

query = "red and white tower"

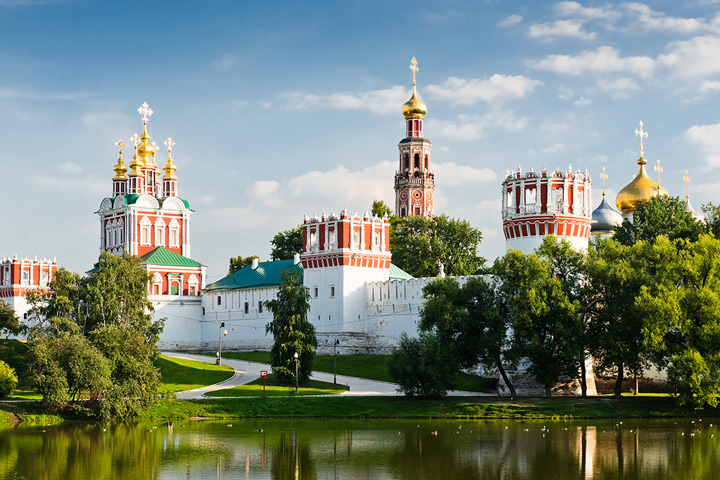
[502,165,592,252]
[96,102,205,297]
[0,255,58,328]
[302,210,391,333]
[395,57,434,218]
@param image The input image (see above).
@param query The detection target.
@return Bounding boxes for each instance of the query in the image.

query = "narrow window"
[217,296,222,306]
[314,287,319,298]
[258,301,263,313]
[414,153,420,170]
[330,286,335,297]
[244,302,249,314]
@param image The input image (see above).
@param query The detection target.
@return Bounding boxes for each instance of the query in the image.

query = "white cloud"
[425,74,541,105]
[433,162,496,186]
[59,161,83,174]
[250,180,281,207]
[283,86,408,114]
[700,80,720,91]
[528,19,596,40]
[32,174,106,196]
[541,143,565,154]
[553,2,620,20]
[597,77,640,98]
[431,111,529,141]
[498,14,522,27]
[623,3,710,33]
[686,123,720,167]
[574,97,591,106]
[0,86,91,101]
[528,46,656,79]
[657,35,720,79]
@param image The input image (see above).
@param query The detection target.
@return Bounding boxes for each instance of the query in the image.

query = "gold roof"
[402,85,427,118]
[137,123,156,163]
[112,141,127,179]
[615,157,667,214]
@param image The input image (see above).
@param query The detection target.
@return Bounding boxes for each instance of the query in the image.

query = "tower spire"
[654,159,663,187]
[600,167,608,199]
[635,121,648,163]
[684,170,690,202]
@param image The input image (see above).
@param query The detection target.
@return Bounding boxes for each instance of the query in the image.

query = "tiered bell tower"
[395,57,434,218]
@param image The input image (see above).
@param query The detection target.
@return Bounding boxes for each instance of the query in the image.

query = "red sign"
[260,370,268,379]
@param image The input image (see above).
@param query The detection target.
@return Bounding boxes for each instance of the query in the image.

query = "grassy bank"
[203,374,347,397]
[140,395,718,421]
[154,355,234,394]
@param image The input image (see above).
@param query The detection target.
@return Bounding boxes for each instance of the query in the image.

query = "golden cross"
[635,121,648,157]
[130,133,140,147]
[115,139,126,155]
[137,102,153,122]
[600,167,608,198]
[409,57,419,86]
[684,170,690,201]
[164,137,175,153]
[654,159,663,186]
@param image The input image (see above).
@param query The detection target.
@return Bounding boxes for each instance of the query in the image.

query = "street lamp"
[333,338,339,384]
[217,322,227,365]
[294,352,299,393]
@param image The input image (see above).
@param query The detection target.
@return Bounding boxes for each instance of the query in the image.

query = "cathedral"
[5,60,704,374]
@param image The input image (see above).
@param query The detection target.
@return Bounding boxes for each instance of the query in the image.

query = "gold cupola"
[162,137,177,179]
[615,122,667,215]
[112,140,128,179]
[136,102,156,163]
[402,56,427,118]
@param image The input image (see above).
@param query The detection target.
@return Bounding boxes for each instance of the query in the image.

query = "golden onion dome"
[402,85,427,118]
[615,157,667,214]
[136,124,155,159]
[163,157,177,179]
[113,158,127,179]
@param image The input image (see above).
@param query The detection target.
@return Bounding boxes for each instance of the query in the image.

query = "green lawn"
[208,351,495,393]
[204,374,348,397]
[155,355,235,394]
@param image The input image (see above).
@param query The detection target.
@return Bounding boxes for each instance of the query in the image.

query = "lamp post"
[333,338,339,384]
[294,352,299,393]
[217,322,227,365]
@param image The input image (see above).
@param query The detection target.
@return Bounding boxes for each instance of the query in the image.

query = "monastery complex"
[3,59,705,367]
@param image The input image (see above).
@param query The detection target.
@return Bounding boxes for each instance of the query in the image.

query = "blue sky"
[2,0,720,281]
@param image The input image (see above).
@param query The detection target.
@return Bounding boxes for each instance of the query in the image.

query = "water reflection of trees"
[2,419,719,478]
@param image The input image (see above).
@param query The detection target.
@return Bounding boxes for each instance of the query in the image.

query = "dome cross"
[600,167,608,198]
[684,170,690,201]
[654,159,663,186]
[137,102,153,123]
[164,137,175,153]
[409,56,419,86]
[115,139,126,156]
[635,121,648,157]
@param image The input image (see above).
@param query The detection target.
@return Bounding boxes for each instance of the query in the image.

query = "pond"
[0,418,717,479]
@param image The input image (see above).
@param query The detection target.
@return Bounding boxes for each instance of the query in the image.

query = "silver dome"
[591,197,624,233]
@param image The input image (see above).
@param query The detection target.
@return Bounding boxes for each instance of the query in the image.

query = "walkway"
[161,352,487,399]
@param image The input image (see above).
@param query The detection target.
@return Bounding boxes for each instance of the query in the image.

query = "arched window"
[403,154,410,172]
[424,155,429,170]
[414,153,420,170]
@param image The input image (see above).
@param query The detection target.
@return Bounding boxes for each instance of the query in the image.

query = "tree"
[614,195,704,246]
[270,226,303,261]
[390,214,484,277]
[24,252,164,418]
[228,255,259,275]
[419,276,517,397]
[0,360,18,398]
[388,331,457,397]
[494,249,583,397]
[265,270,316,384]
[702,202,720,237]
[371,200,394,218]
[536,236,590,397]
[585,237,651,398]
[0,300,19,336]
[636,235,720,408]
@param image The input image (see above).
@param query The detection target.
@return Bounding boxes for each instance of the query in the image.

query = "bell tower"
[394,57,434,218]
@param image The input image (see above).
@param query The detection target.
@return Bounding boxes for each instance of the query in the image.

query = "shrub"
[0,360,18,397]
[388,332,458,397]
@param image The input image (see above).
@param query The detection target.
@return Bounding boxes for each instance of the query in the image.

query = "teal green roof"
[123,194,140,206]
[389,263,413,280]
[205,259,302,291]
[140,247,205,268]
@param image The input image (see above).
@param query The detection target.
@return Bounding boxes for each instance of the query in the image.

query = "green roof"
[389,263,413,280]
[123,194,140,206]
[205,259,302,291]
[140,247,205,268]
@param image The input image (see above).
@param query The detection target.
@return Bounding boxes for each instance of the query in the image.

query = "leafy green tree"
[419,276,517,397]
[614,195,704,246]
[536,236,591,396]
[270,226,303,261]
[265,270,316,384]
[636,235,720,408]
[585,237,651,398]
[702,202,720,237]
[0,300,19,336]
[494,249,583,397]
[0,360,18,398]
[228,255,259,275]
[387,331,457,397]
[24,252,164,417]
[371,200,394,218]
[390,214,484,277]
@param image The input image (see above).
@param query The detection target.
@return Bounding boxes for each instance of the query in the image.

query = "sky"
[2,0,720,283]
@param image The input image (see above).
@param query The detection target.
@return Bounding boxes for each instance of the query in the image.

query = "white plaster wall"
[152,295,203,350]
[305,267,343,333]
[506,234,588,253]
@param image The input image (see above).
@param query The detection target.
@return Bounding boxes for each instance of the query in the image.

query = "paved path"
[161,352,489,399]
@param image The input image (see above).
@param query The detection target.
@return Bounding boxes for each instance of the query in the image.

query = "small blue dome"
[591,197,623,233]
